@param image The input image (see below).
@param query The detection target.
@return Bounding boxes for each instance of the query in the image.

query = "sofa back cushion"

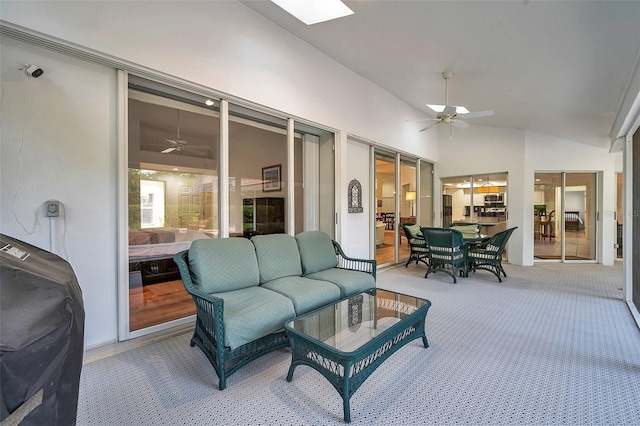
[295,231,338,275]
[188,238,260,293]
[251,234,302,283]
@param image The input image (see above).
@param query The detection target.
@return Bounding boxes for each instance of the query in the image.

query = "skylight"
[270,0,354,25]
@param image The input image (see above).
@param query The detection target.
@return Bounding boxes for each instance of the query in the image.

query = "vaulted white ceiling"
[241,0,640,149]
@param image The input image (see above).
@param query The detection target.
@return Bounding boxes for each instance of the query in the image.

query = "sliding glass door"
[534,172,597,261]
[374,152,431,266]
[442,173,508,236]
[228,105,289,238]
[123,75,336,338]
[375,151,397,266]
[127,79,219,332]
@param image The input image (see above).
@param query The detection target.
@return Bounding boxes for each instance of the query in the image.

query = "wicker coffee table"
[285,288,431,422]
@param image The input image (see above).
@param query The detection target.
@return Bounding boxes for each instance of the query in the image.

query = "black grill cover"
[1,234,85,426]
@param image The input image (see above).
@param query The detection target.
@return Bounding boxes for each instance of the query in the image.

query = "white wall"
[0,1,435,160]
[435,125,526,264]
[0,37,118,347]
[342,139,371,257]
[0,2,436,347]
[0,1,625,349]
[435,125,619,266]
[523,131,618,265]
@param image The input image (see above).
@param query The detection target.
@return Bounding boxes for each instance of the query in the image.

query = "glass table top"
[286,289,430,353]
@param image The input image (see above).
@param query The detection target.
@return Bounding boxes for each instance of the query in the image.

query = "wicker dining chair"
[421,227,467,283]
[400,223,429,267]
[467,227,518,282]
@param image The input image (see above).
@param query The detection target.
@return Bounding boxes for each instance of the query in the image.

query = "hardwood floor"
[129,280,195,331]
[376,229,411,265]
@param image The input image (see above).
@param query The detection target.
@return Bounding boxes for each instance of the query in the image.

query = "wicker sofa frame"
[173,233,376,390]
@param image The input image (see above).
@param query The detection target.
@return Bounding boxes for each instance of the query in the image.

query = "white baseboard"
[83,324,193,365]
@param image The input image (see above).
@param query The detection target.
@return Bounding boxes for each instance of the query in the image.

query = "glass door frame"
[373,149,432,266]
[533,171,599,263]
[118,72,339,341]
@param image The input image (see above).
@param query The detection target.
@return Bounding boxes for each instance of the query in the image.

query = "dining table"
[460,232,490,276]
[418,229,489,278]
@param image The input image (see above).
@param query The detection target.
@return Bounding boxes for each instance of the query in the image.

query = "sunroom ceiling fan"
[160,109,212,156]
[417,71,494,134]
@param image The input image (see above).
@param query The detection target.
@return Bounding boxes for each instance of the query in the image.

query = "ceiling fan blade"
[462,109,495,119]
[186,144,213,150]
[165,139,189,145]
[161,147,177,154]
[419,122,440,132]
[452,119,470,129]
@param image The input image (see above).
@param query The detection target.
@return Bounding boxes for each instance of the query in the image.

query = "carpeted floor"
[77,263,640,425]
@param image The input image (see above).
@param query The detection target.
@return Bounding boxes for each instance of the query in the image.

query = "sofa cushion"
[251,234,302,283]
[261,276,340,315]
[295,231,338,275]
[305,268,375,298]
[215,286,296,350]
[188,238,260,294]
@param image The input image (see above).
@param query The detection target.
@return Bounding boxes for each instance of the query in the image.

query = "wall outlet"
[46,200,60,217]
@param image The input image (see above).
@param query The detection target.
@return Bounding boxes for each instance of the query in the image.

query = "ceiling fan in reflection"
[160,110,212,155]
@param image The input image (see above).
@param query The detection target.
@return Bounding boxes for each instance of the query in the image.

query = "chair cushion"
[214,286,296,350]
[261,276,340,315]
[453,224,478,234]
[305,268,375,298]
[188,238,260,294]
[295,231,338,275]
[405,224,421,237]
[251,234,302,283]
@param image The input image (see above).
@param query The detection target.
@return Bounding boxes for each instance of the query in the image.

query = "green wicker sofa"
[173,230,376,390]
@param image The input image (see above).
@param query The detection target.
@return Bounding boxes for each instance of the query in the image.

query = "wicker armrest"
[332,240,377,279]
[174,250,226,346]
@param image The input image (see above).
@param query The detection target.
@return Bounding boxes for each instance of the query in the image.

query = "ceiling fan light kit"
[418,71,494,134]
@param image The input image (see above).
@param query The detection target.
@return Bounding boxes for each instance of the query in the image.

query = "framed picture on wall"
[262,164,281,192]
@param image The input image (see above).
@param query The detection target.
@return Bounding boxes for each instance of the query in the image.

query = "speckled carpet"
[78,263,640,425]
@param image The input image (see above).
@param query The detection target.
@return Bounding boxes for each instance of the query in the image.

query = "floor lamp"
[406,191,416,217]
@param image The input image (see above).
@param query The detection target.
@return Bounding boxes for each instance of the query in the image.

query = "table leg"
[286,364,296,382]
[343,394,351,423]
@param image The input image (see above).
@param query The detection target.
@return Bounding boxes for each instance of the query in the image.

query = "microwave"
[484,194,503,203]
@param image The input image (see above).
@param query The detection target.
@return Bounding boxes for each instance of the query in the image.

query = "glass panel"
[441,176,468,227]
[473,173,508,236]
[375,151,396,266]
[399,157,417,262]
[534,173,562,260]
[565,173,596,260]
[287,289,428,352]
[229,105,287,237]
[294,122,335,237]
[419,161,433,227]
[128,83,219,332]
